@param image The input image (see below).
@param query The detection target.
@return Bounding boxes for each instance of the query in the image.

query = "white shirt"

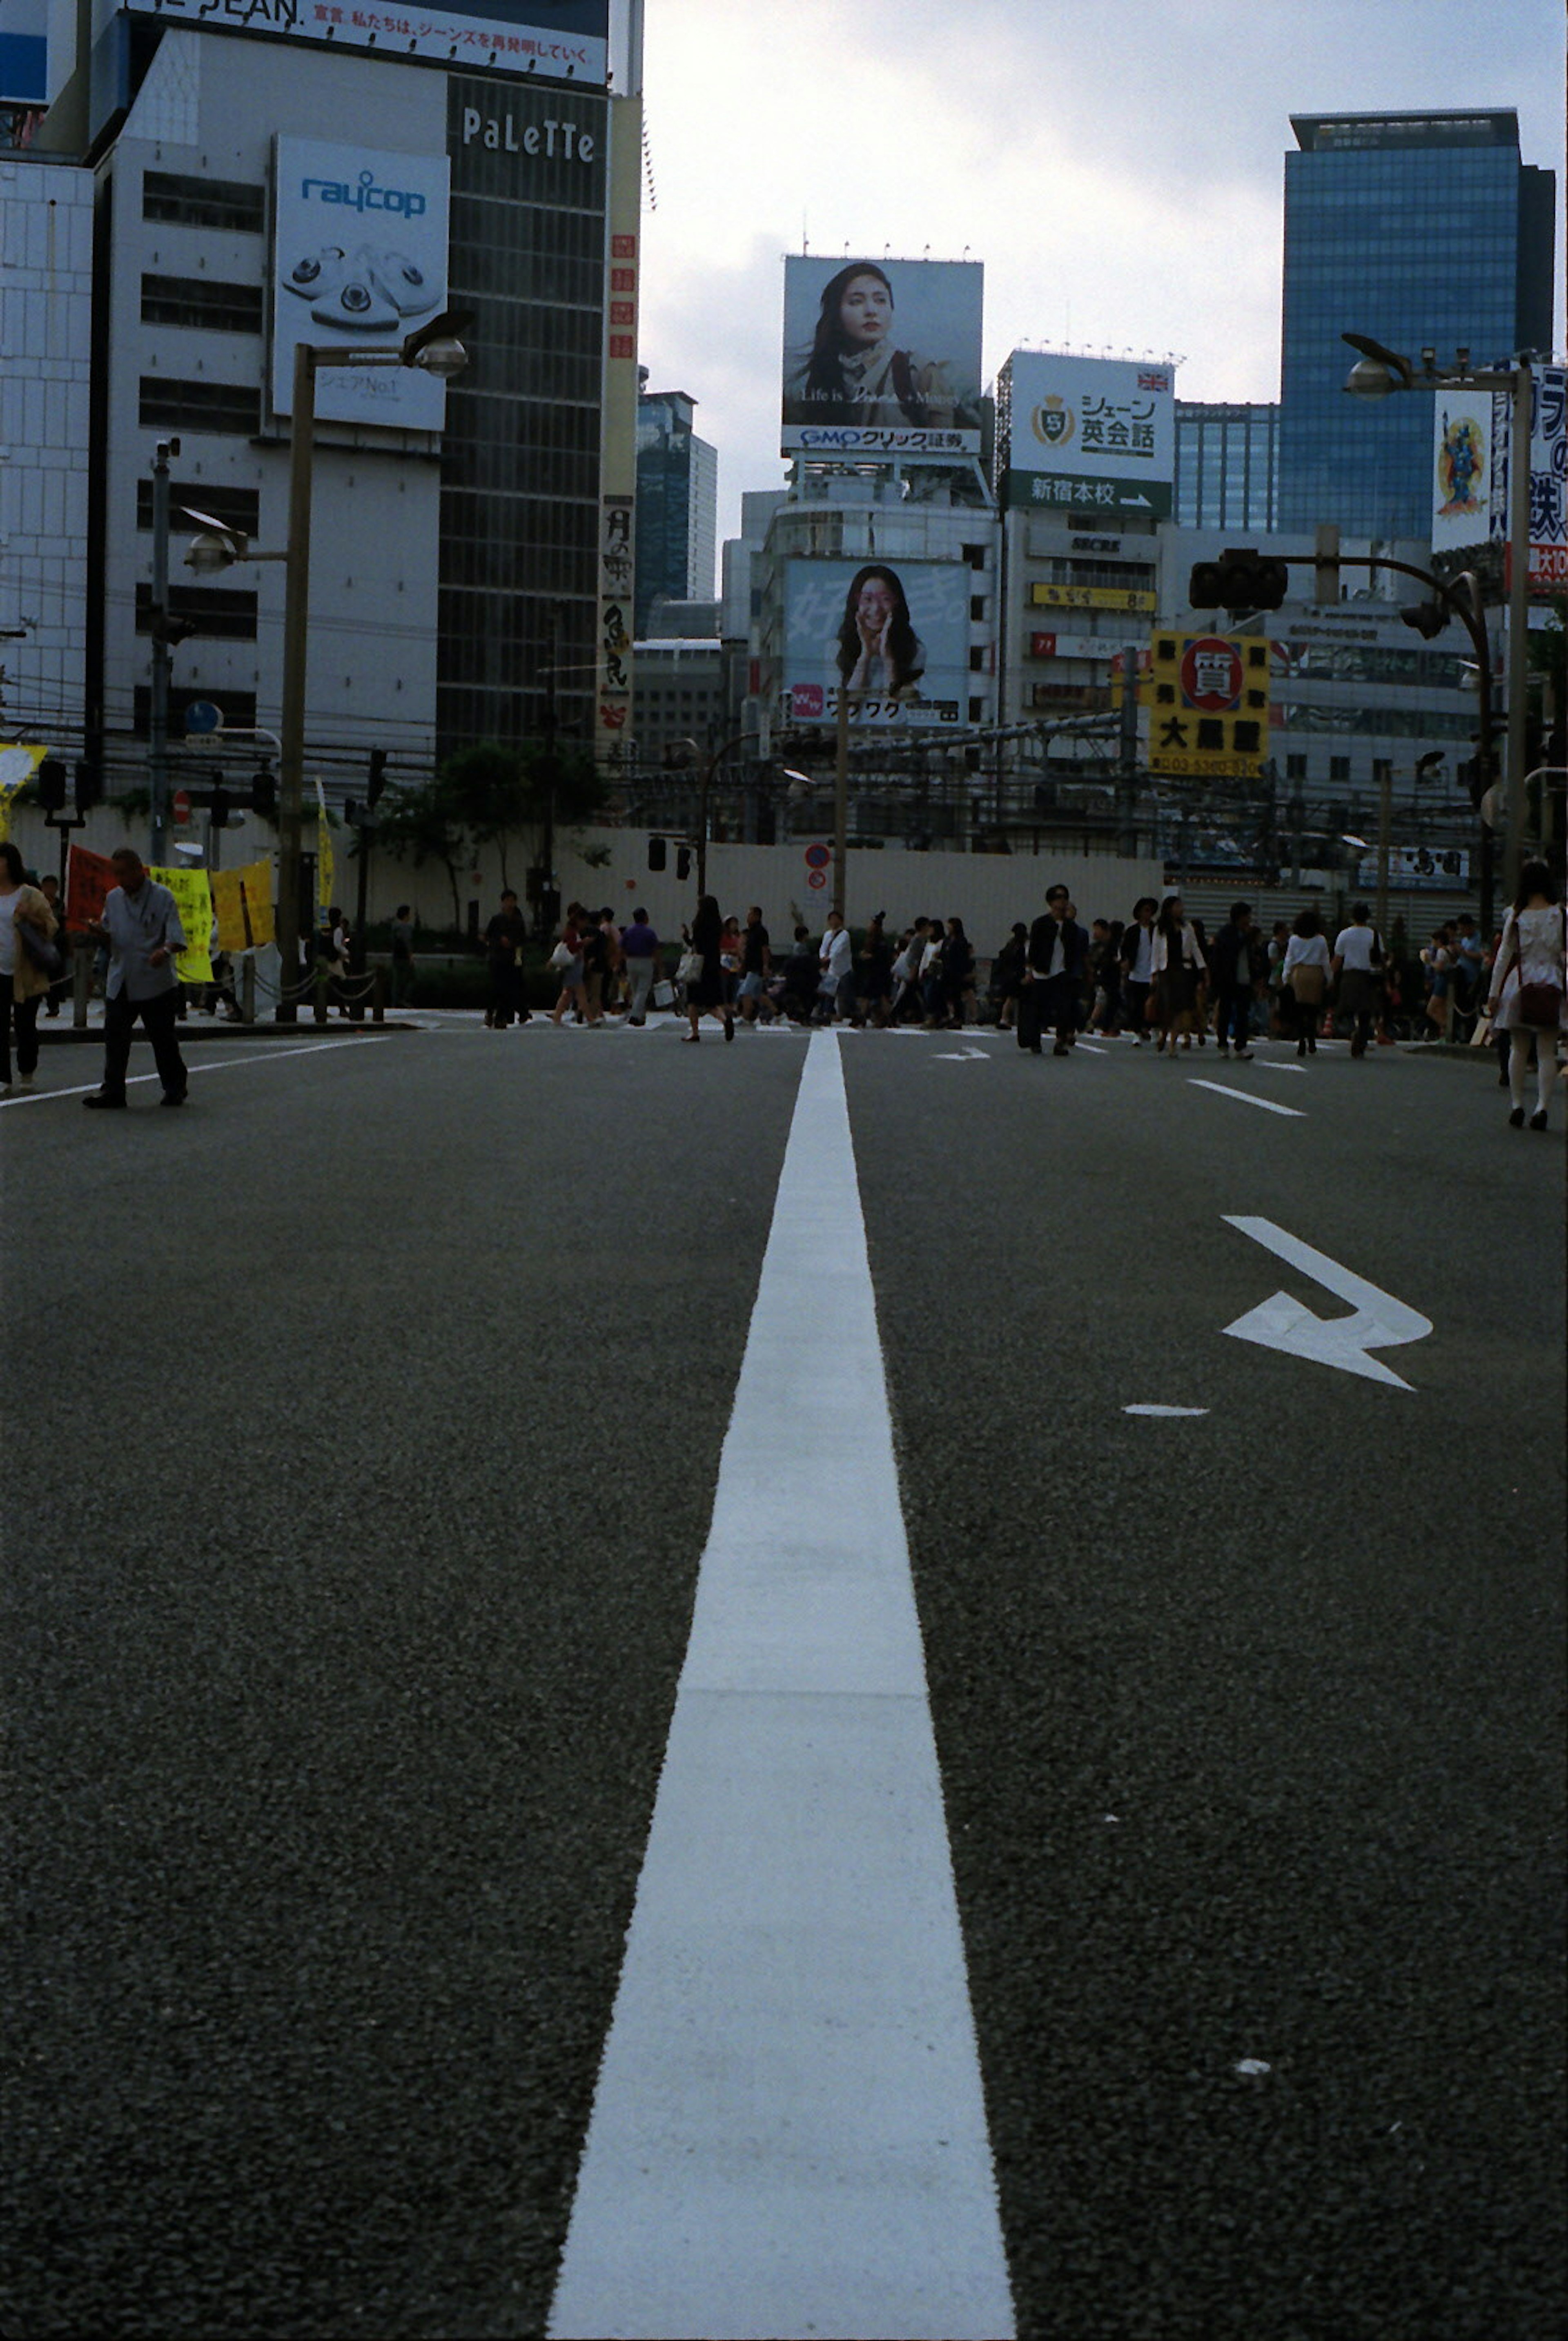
[1283,934,1331,975]
[1333,924,1380,972]
[820,926,852,984]
[1128,924,1154,982]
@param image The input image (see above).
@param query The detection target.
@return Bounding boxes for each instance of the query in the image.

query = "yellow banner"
[0,743,47,842]
[1030,583,1158,613]
[148,864,214,983]
[212,859,276,953]
[315,778,334,911]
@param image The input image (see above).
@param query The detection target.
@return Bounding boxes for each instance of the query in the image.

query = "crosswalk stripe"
[549,1030,1014,2341]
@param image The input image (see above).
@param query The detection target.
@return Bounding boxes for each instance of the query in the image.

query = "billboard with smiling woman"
[780,558,970,728]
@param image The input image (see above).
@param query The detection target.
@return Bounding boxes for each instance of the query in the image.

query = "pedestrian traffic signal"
[74,757,102,811]
[1189,549,1290,613]
[1401,600,1448,640]
[647,835,667,871]
[365,747,388,811]
[209,786,231,829]
[675,846,692,881]
[35,757,68,813]
[252,764,277,820]
[1457,755,1487,811]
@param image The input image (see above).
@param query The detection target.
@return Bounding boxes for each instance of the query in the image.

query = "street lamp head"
[1345,356,1397,401]
[410,334,468,382]
[184,528,239,575]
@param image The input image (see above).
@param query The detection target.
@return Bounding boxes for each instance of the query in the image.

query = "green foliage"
[376,772,470,929]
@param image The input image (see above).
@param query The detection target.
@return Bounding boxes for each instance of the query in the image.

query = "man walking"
[818,909,853,1023]
[621,906,660,1024]
[736,904,772,1023]
[79,848,189,1108]
[483,889,528,1028]
[1019,884,1088,1056]
[1210,900,1264,1059]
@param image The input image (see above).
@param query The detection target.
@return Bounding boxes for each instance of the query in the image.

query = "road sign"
[807,870,827,889]
[184,700,224,735]
[804,843,831,870]
[172,789,192,825]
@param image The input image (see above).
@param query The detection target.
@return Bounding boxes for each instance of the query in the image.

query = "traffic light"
[365,747,388,811]
[35,757,67,813]
[1457,755,1487,812]
[1188,549,1290,613]
[647,835,667,871]
[344,798,359,828]
[147,608,197,647]
[675,845,692,881]
[252,764,277,820]
[74,757,102,811]
[209,786,231,829]
[1401,600,1448,640]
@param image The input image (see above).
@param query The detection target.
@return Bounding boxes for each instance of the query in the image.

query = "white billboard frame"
[780,557,971,730]
[781,256,983,461]
[1003,352,1176,517]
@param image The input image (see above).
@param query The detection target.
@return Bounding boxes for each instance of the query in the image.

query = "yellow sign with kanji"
[1031,582,1158,615]
[212,859,276,952]
[1146,631,1270,778]
[148,864,214,984]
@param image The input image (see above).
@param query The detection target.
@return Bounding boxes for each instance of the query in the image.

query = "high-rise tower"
[1278,110,1556,537]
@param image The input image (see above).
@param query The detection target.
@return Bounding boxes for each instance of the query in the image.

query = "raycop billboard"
[271,138,451,429]
[780,558,971,728]
[119,0,608,82]
[1003,352,1176,517]
[782,256,983,460]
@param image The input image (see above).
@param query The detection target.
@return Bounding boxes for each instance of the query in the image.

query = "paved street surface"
[4,1014,1564,2341]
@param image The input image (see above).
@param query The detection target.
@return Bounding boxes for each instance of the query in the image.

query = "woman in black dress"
[681,893,733,1043]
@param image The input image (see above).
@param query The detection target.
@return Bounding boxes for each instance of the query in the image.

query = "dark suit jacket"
[1027,914,1088,984]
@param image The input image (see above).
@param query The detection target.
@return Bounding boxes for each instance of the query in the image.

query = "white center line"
[1188,1078,1305,1118]
[549,1031,1014,2341]
[1255,1060,1307,1075]
[0,1034,393,1106]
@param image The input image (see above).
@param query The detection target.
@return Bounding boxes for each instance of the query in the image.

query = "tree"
[441,740,531,891]
[376,772,471,934]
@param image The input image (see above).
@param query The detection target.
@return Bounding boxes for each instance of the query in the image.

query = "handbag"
[675,949,704,984]
[17,919,62,978]
[1517,980,1564,1027]
[651,979,675,1009]
[548,941,573,971]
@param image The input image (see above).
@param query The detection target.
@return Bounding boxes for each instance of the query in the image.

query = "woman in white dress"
[1485,859,1566,1131]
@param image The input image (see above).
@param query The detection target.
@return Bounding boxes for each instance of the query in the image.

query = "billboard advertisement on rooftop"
[1003,352,1176,517]
[782,256,983,461]
[119,0,608,82]
[780,557,970,729]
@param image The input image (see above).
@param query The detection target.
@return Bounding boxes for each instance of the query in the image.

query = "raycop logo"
[300,168,428,220]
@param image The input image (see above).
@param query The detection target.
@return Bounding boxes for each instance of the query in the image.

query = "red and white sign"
[173,789,192,825]
[807,870,828,889]
[1179,637,1243,712]
[804,842,832,870]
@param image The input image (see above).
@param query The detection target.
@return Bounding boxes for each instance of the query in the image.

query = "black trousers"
[102,989,188,1100]
[1216,987,1251,1049]
[2,975,42,1082]
[1017,975,1077,1050]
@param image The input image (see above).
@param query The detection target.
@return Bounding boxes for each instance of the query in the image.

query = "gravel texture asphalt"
[3,1015,1563,2341]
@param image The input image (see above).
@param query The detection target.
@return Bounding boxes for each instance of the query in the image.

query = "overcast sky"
[626,0,1566,567]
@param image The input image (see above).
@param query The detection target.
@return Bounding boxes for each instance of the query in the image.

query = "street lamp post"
[185,310,470,1019]
[1343,334,1535,899]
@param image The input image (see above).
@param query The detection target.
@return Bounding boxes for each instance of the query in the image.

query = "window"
[135,583,258,641]
[143,172,265,234]
[136,481,260,537]
[969,596,986,621]
[141,275,264,335]
[1329,755,1351,783]
[139,378,261,436]
[1287,753,1307,781]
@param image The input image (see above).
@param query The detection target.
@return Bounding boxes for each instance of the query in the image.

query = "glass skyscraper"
[1278,111,1556,538]
[635,380,718,636]
[1174,401,1280,530]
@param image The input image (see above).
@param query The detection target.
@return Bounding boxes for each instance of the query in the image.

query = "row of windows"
[135,583,258,640]
[135,480,261,537]
[142,171,265,234]
[139,376,261,436]
[142,274,263,335]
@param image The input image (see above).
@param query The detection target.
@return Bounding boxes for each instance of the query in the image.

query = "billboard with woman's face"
[780,558,970,727]
[782,257,983,459]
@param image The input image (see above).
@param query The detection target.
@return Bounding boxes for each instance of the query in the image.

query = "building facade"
[1277,110,1557,539]
[1174,402,1280,532]
[12,0,622,813]
[634,379,717,636]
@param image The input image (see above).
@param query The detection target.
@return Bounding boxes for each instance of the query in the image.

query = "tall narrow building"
[1278,110,1556,538]
[634,378,717,636]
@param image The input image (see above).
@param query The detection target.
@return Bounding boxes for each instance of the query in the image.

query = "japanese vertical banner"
[66,844,118,928]
[0,744,47,842]
[212,860,276,953]
[315,780,334,913]
[148,864,214,984]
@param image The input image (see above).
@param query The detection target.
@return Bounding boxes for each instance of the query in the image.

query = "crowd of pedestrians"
[491,875,1565,1127]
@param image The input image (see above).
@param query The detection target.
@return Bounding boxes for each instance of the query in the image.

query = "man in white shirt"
[79,848,189,1108]
[1331,903,1384,1059]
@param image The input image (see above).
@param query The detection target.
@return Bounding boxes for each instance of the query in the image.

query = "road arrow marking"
[933,1044,991,1060]
[1221,1215,1432,1389]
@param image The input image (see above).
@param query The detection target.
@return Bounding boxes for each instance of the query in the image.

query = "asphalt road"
[3,1015,1563,2340]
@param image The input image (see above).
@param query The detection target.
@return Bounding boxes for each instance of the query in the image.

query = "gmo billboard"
[782,256,983,460]
[271,138,450,429]
[1003,352,1176,517]
[780,558,970,728]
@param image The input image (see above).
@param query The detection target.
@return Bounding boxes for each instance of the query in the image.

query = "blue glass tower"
[1278,111,1556,538]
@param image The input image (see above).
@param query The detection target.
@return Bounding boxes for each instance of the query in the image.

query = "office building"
[635,379,717,636]
[1278,110,1557,538]
[12,1,626,803]
[1174,402,1280,532]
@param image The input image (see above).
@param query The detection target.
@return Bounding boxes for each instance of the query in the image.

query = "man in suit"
[1018,882,1089,1056]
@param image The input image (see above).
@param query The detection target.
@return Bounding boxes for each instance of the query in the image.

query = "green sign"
[1005,470,1172,518]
